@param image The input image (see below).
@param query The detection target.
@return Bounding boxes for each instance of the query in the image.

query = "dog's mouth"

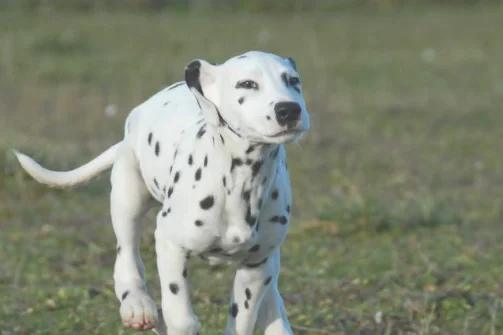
[269,127,305,138]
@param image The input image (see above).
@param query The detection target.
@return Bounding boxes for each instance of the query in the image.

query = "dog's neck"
[214,125,281,188]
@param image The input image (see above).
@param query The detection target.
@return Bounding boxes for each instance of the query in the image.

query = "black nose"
[274,101,301,127]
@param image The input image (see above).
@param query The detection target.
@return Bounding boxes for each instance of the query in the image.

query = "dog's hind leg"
[110,141,159,331]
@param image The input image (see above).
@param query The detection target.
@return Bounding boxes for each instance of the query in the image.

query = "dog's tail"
[13,142,122,188]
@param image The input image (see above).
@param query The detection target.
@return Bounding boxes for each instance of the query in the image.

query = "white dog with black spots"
[14,51,311,335]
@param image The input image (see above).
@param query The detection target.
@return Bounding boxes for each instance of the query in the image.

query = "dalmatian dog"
[14,51,310,335]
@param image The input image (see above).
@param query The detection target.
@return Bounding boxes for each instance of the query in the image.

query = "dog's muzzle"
[274,101,301,128]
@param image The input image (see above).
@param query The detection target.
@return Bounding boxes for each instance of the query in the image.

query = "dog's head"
[185,51,310,144]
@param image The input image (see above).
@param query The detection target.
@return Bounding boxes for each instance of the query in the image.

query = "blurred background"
[1,1,502,334]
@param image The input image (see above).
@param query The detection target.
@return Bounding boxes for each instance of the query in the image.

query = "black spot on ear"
[185,60,203,95]
[230,303,239,318]
[245,288,252,300]
[264,276,272,285]
[155,142,160,156]
[249,244,260,252]
[195,220,204,227]
[238,97,244,104]
[195,168,202,181]
[121,291,129,301]
[169,283,179,295]
[200,195,214,209]
[287,57,297,70]
[148,132,153,145]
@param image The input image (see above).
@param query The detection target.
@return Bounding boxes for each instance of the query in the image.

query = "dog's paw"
[120,291,158,331]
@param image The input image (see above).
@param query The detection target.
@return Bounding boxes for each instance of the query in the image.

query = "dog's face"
[185,51,310,144]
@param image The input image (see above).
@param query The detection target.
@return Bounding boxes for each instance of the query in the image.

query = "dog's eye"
[288,77,300,86]
[236,80,259,90]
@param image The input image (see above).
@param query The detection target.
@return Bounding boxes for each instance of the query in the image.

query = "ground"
[1,5,503,335]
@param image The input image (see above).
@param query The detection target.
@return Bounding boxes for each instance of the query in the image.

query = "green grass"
[1,5,503,334]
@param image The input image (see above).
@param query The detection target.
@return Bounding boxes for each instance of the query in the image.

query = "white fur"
[14,51,310,335]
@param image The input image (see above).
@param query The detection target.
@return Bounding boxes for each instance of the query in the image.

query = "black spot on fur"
[188,154,193,165]
[169,283,179,295]
[117,246,121,254]
[222,176,227,187]
[195,168,202,181]
[271,189,279,200]
[231,158,243,172]
[220,134,225,145]
[183,268,187,278]
[153,178,159,188]
[197,125,206,139]
[245,257,268,268]
[245,288,252,300]
[230,303,239,318]
[155,142,160,156]
[169,165,173,174]
[204,155,208,167]
[121,291,129,301]
[148,132,153,145]
[200,195,214,209]
[163,101,170,106]
[270,215,288,225]
[244,300,249,309]
[238,97,244,104]
[264,276,272,285]
[174,171,181,183]
[281,72,289,87]
[195,220,203,227]
[266,115,271,120]
[242,189,251,202]
[249,244,260,252]
[174,149,178,159]
[162,210,168,217]
[245,145,255,154]
[167,187,174,198]
[251,160,263,177]
[245,207,256,227]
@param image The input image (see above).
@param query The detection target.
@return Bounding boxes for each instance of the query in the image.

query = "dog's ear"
[185,59,222,126]
[286,57,297,71]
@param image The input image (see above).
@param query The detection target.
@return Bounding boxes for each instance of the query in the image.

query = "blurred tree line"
[0,0,498,13]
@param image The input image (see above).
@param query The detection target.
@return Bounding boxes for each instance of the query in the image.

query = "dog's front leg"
[223,257,275,335]
[256,249,293,335]
[155,222,200,335]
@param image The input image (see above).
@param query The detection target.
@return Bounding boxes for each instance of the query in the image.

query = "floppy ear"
[286,57,297,71]
[185,59,222,126]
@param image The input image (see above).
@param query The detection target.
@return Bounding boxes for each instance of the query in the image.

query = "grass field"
[1,5,503,334]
